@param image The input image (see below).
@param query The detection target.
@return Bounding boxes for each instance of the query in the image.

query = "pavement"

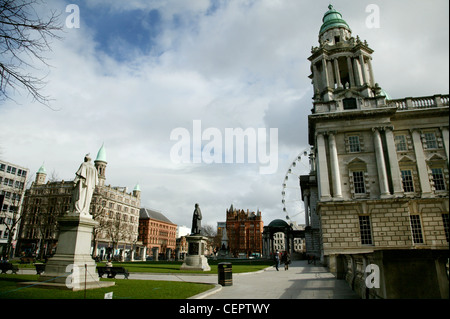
[201,260,359,299]
[17,260,359,299]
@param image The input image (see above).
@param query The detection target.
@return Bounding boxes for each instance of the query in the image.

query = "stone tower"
[133,183,141,200]
[35,163,47,185]
[309,4,384,105]
[94,144,107,186]
[302,5,449,298]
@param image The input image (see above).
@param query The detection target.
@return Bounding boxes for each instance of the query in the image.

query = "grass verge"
[0,274,213,299]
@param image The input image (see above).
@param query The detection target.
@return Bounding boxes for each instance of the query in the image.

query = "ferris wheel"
[281,149,311,225]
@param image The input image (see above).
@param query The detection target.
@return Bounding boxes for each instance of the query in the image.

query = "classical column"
[312,63,320,93]
[304,190,310,227]
[309,151,316,173]
[440,126,449,165]
[373,128,390,198]
[347,56,355,88]
[327,60,335,88]
[359,55,368,85]
[316,132,331,201]
[353,58,362,86]
[322,58,330,89]
[333,59,342,89]
[384,127,403,196]
[367,58,375,87]
[328,132,343,199]
[411,129,433,197]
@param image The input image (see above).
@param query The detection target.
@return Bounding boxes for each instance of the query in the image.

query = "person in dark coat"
[274,250,280,271]
[281,251,291,270]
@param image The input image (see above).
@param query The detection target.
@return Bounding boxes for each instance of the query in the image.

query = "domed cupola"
[319,4,352,46]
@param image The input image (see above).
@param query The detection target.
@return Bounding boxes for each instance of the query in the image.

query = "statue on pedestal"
[72,154,98,217]
[181,203,210,271]
[191,203,202,235]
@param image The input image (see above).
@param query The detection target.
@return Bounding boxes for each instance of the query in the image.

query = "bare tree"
[0,0,63,105]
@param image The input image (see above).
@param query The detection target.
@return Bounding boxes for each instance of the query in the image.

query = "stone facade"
[0,160,29,257]
[18,145,141,260]
[301,5,449,298]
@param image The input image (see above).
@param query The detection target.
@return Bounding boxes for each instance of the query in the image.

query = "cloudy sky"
[1,0,448,229]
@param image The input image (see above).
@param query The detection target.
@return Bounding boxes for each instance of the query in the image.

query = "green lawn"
[1,259,273,299]
[0,274,212,299]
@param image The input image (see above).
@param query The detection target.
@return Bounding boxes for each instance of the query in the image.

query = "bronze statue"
[191,203,202,235]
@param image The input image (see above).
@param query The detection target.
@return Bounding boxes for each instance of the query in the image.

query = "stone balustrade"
[387,94,449,110]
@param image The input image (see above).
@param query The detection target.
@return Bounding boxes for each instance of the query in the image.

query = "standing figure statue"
[191,203,202,235]
[72,154,98,216]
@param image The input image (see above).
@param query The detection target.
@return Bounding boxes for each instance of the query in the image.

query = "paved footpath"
[18,260,359,299]
[202,260,359,299]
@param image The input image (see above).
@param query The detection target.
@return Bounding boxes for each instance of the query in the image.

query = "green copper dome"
[37,163,46,174]
[319,4,351,35]
[95,143,107,163]
[133,183,141,192]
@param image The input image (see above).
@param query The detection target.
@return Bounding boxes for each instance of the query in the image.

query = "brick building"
[138,207,177,260]
[226,205,263,258]
[300,5,449,298]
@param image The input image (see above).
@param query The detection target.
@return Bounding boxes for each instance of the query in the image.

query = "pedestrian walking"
[281,251,291,270]
[274,250,280,271]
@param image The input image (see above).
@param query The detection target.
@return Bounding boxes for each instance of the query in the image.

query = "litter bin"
[218,262,232,286]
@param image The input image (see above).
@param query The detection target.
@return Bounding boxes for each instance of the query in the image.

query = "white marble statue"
[72,154,98,216]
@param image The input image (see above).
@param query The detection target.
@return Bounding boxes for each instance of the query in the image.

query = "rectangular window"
[395,135,407,151]
[401,170,415,192]
[431,168,446,191]
[410,215,424,244]
[424,132,438,149]
[359,215,373,245]
[352,171,366,194]
[348,136,361,152]
[442,214,449,243]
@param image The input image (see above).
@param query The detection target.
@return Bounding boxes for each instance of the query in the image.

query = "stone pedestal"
[180,235,211,271]
[32,214,115,291]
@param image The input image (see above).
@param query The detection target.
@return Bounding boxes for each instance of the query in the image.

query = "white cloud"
[0,0,448,228]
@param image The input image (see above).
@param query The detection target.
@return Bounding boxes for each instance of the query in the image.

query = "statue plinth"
[33,214,115,291]
[180,235,211,271]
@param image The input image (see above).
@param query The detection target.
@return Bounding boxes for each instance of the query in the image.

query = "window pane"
[431,168,446,191]
[348,136,361,152]
[442,214,449,243]
[359,215,373,245]
[353,171,366,193]
[424,132,437,149]
[395,135,407,151]
[410,215,424,244]
[401,170,414,192]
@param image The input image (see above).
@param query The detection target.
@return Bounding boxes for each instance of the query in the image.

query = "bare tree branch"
[0,0,63,106]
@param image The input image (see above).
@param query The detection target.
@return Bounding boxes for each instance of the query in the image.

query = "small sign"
[104,292,113,299]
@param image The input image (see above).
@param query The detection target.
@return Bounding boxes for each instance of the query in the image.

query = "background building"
[301,5,449,298]
[226,204,263,258]
[139,207,177,260]
[18,145,141,260]
[0,160,29,258]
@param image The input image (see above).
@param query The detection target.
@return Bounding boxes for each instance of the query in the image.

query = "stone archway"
[262,219,305,259]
